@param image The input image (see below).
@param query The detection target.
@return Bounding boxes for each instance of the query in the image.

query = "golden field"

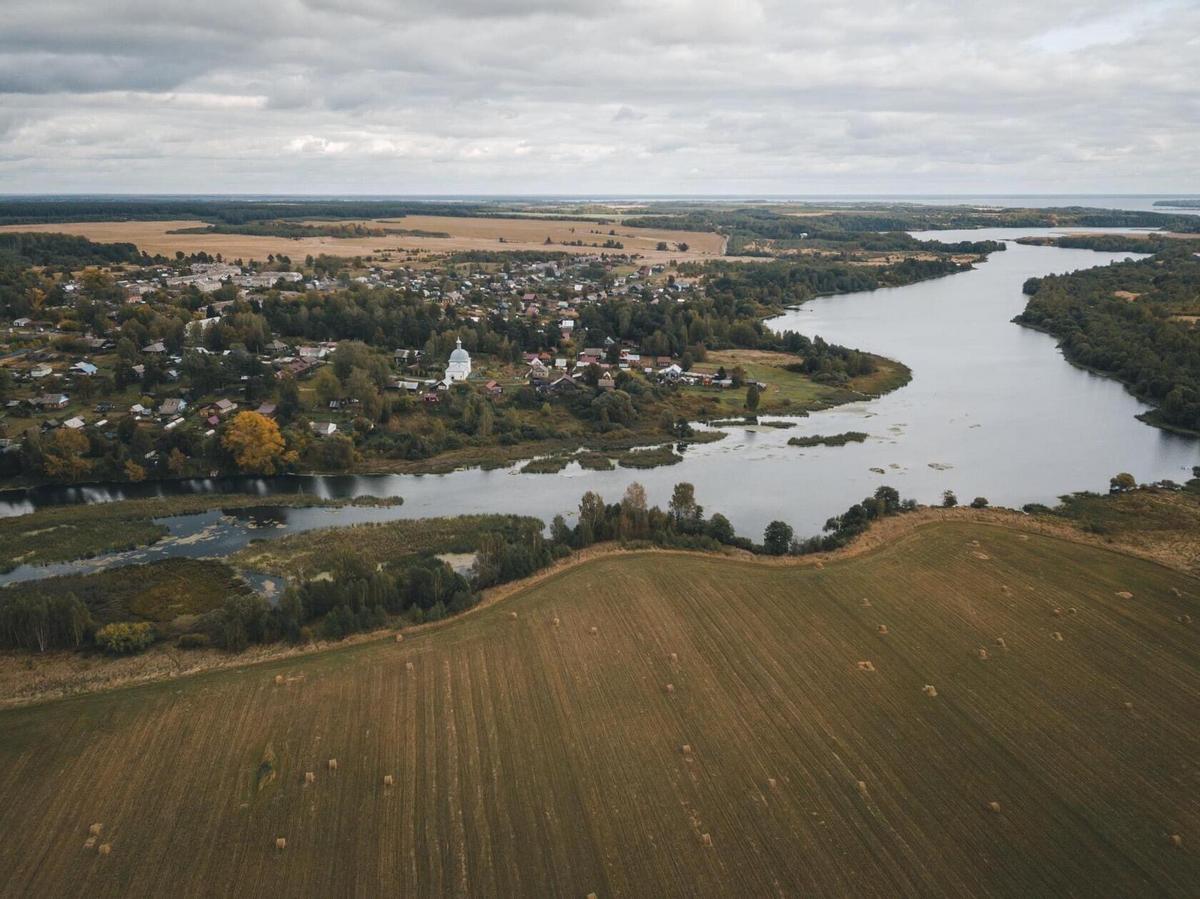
[0,521,1197,896]
[0,215,725,264]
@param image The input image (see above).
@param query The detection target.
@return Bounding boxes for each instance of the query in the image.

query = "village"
[0,247,756,477]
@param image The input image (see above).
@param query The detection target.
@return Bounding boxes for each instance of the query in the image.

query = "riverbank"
[0,493,402,571]
[4,488,1197,708]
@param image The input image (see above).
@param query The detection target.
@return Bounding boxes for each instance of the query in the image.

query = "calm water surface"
[2,229,1196,583]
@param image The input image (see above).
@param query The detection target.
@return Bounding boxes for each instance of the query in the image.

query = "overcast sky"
[1,0,1197,195]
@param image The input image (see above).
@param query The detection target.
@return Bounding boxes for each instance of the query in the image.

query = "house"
[659,363,684,380]
[62,417,85,430]
[71,361,98,376]
[143,341,167,354]
[598,373,616,390]
[34,393,69,410]
[484,380,502,396]
[29,364,53,379]
[310,421,338,437]
[158,398,186,416]
[254,402,277,418]
[214,398,238,416]
[277,359,314,379]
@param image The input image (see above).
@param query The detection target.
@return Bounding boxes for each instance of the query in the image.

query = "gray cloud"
[0,0,1196,193]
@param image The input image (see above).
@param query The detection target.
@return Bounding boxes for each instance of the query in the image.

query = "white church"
[444,337,471,383]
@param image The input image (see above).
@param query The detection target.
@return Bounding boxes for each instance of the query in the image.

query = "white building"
[445,337,471,383]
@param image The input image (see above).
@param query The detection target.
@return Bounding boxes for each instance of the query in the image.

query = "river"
[1,228,1197,584]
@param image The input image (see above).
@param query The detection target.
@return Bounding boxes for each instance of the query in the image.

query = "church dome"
[449,337,470,363]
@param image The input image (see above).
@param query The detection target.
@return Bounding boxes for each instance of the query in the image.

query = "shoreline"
[3,501,1196,710]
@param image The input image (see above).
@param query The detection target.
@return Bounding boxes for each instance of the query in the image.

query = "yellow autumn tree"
[42,429,92,482]
[222,412,293,474]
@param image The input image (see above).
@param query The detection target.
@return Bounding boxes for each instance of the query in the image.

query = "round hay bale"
[1115,591,1134,599]
[509,611,518,620]
[552,617,560,627]
[274,674,285,685]
[669,652,678,662]
[665,683,675,694]
[861,598,872,607]
[856,661,875,672]
[995,637,1007,649]
[89,823,103,836]
[394,633,404,643]
[856,780,868,795]
[1052,608,1062,617]
[1067,607,1078,615]
[383,774,394,786]
[877,624,888,635]
[988,801,1002,814]
[1179,614,1193,625]
[1169,586,1182,598]
[922,684,938,698]
[1052,631,1064,642]
[304,771,315,784]
[275,837,287,851]
[589,626,598,635]
[977,648,989,661]
[701,832,713,847]
[98,843,112,856]
[767,777,778,790]
[681,744,692,755]
[1169,833,1183,849]
[83,837,96,850]
[328,758,338,771]
[1123,701,1134,711]
[406,661,414,671]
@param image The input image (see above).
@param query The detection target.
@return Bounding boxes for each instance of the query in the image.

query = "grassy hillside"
[0,522,1197,897]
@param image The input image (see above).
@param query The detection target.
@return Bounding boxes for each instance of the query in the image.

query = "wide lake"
[2,228,1197,583]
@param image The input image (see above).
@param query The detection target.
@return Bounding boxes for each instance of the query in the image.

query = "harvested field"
[0,216,724,264]
[0,521,1198,896]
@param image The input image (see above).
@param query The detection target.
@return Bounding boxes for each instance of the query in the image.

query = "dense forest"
[0,198,502,226]
[1018,247,1200,432]
[1015,234,1200,253]
[623,205,1200,246]
[0,232,150,268]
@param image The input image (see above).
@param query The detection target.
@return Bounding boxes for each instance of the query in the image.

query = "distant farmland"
[1,521,1197,897]
[0,214,725,264]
